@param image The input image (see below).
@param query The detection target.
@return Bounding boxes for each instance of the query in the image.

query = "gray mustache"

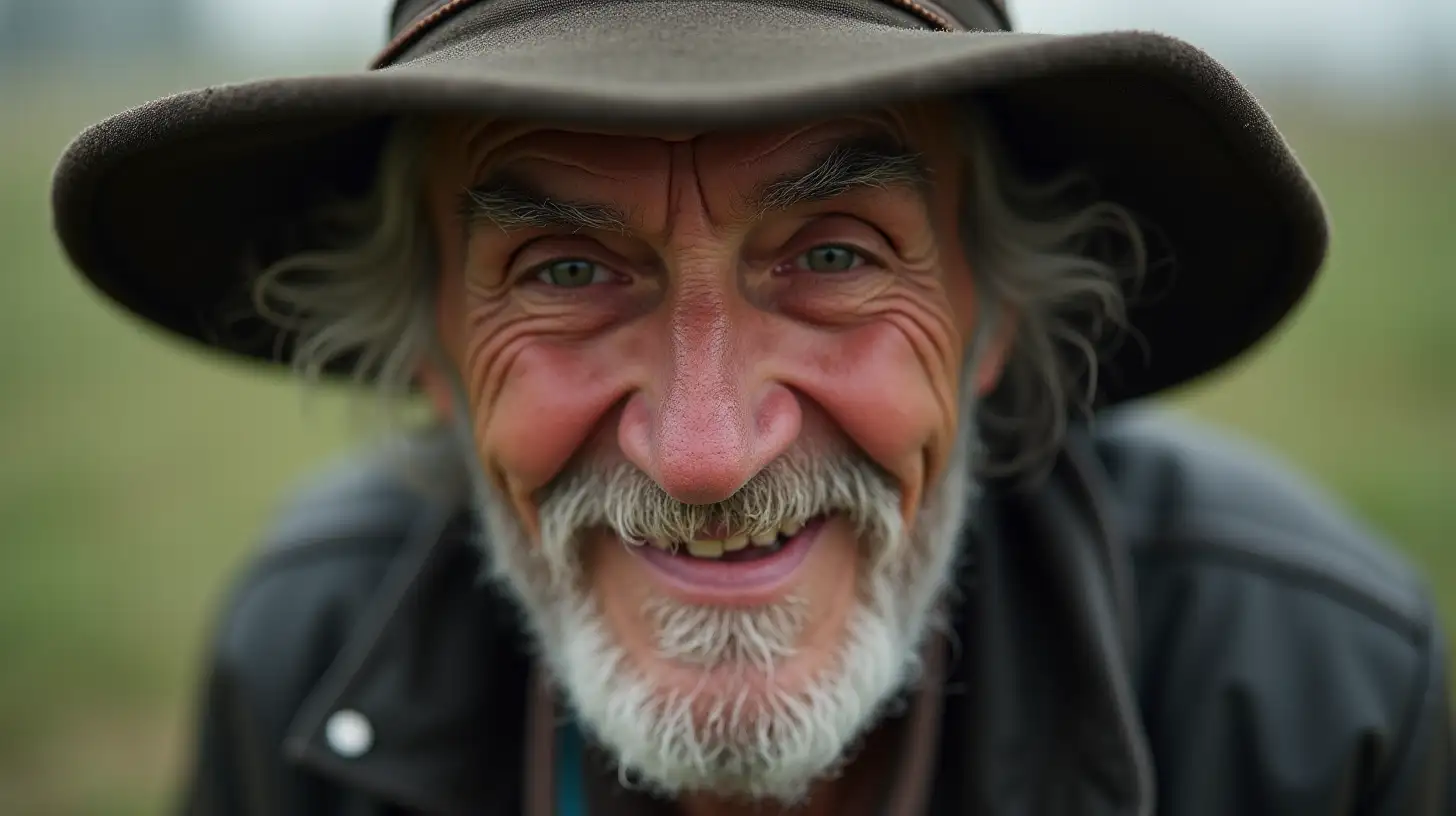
[537,449,905,562]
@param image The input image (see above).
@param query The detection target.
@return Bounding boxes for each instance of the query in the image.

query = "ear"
[973,309,1018,397]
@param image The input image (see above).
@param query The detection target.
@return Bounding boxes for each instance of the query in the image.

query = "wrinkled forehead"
[423,101,959,179]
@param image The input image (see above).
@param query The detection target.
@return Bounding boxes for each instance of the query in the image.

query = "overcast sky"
[187,0,1454,104]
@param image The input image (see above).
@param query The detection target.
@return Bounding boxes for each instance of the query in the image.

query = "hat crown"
[388,0,1010,39]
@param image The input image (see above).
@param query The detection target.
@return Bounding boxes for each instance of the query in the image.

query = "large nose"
[618,280,801,505]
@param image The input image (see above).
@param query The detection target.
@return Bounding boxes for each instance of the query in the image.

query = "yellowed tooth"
[779,519,804,537]
[686,539,725,558]
[750,529,779,547]
[649,538,673,551]
[723,534,749,552]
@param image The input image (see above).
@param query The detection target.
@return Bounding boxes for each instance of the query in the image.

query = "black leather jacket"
[181,408,1454,815]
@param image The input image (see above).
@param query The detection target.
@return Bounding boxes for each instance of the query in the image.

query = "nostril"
[754,383,802,445]
[616,393,656,478]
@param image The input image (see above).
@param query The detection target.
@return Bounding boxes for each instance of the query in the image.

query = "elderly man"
[52,0,1452,814]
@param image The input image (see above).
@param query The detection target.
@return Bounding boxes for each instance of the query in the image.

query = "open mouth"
[642,516,819,562]
[630,515,829,601]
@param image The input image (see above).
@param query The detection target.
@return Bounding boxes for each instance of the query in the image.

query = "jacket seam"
[1361,595,1438,808]
[1132,542,1425,644]
[281,501,464,814]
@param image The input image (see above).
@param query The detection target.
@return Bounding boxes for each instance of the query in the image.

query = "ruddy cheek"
[478,341,628,495]
[788,306,963,520]
[819,323,946,463]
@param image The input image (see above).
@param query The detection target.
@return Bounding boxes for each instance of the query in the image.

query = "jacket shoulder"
[1089,406,1429,631]
[218,434,446,655]
[182,431,461,813]
[258,428,464,557]
[210,427,469,693]
[1086,408,1451,815]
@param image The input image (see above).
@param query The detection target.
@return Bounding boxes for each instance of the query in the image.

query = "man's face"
[424,104,1006,800]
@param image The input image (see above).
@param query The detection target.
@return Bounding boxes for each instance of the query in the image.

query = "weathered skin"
[420,104,1012,814]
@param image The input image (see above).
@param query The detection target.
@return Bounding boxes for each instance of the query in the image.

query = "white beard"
[450,381,983,804]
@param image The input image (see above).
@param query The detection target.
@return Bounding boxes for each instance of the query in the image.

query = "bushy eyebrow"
[458,138,929,233]
[459,178,630,233]
[750,139,930,215]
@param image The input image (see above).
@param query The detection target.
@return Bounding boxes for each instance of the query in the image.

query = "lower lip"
[633,517,827,605]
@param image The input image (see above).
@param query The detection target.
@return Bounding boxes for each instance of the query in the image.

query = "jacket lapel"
[284,507,534,815]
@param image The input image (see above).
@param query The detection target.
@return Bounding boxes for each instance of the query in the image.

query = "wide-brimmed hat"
[51,0,1327,406]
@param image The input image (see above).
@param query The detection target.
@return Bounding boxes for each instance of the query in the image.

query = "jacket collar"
[941,431,1154,813]
[283,428,1154,815]
[282,499,535,815]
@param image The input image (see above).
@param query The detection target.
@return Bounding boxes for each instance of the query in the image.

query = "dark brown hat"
[51,0,1328,405]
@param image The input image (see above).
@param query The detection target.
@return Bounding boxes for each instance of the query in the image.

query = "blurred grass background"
[0,69,1452,815]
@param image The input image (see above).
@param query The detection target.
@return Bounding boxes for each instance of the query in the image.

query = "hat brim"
[51,0,1327,405]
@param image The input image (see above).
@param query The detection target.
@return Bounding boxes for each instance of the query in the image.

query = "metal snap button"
[325,709,374,758]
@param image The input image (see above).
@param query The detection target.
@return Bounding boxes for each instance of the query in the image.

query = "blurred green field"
[0,73,1452,815]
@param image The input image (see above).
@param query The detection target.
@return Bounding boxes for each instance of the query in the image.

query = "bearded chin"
[453,390,982,805]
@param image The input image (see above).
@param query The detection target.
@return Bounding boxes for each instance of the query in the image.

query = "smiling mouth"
[630,515,829,601]
[642,515,821,562]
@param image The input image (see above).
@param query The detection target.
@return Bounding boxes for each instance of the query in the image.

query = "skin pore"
[421,102,1011,815]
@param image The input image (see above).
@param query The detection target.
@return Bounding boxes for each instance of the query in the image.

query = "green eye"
[798,245,863,273]
[536,259,605,288]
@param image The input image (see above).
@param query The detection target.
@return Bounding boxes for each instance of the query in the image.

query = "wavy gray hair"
[250,110,1147,478]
